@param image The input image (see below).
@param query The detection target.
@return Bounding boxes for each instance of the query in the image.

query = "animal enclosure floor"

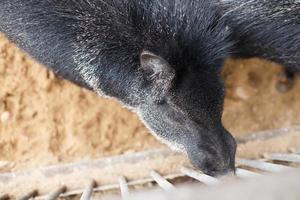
[1,33,300,173]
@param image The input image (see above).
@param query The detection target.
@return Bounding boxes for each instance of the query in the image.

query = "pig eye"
[155,98,166,105]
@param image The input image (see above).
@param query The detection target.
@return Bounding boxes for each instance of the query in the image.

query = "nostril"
[207,168,235,177]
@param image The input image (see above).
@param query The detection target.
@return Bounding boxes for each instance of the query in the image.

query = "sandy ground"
[1,33,300,173]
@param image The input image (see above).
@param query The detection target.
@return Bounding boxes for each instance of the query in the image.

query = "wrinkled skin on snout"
[136,52,237,176]
[139,103,236,176]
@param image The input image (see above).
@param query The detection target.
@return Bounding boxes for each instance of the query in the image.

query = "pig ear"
[140,50,175,101]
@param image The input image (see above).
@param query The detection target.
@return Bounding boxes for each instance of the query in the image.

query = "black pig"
[0,0,247,176]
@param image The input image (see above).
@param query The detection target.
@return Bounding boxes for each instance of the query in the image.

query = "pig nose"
[205,167,236,177]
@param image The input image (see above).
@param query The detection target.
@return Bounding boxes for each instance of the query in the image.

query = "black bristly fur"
[1,0,298,176]
[0,0,232,104]
[220,0,300,73]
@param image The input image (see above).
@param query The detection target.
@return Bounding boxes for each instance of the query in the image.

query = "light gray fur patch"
[136,108,187,154]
